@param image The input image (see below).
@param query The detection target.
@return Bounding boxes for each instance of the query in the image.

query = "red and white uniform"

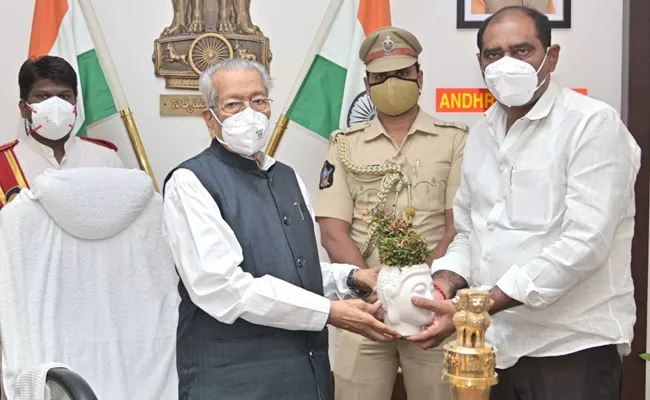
[0,135,122,209]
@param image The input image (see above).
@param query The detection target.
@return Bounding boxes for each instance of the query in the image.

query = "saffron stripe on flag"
[358,0,391,35]
[28,0,68,57]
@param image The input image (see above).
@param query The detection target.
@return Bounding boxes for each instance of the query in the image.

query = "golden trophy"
[442,289,498,400]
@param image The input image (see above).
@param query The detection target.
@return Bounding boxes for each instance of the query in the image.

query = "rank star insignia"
[382,36,395,52]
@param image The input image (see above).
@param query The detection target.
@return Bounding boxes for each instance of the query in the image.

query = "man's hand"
[364,292,379,304]
[353,266,380,292]
[328,299,399,342]
[431,270,468,299]
[405,296,456,349]
[361,299,385,320]
[489,286,522,314]
[353,266,380,304]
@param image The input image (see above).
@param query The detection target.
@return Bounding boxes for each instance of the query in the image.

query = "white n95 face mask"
[27,96,77,140]
[484,52,549,108]
[211,107,271,156]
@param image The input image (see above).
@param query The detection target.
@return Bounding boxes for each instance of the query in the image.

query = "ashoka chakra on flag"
[346,90,376,127]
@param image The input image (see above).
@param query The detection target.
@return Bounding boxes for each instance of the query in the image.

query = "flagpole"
[77,0,159,192]
[265,0,345,157]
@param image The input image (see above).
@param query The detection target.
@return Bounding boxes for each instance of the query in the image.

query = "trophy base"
[449,385,491,400]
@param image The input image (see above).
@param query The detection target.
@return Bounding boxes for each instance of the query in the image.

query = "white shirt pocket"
[506,168,553,228]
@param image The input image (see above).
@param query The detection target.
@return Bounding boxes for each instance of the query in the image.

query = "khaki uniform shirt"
[315,110,468,267]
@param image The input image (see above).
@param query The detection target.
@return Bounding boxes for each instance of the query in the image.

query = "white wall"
[0,0,625,258]
[0,0,624,189]
[0,0,637,392]
[0,0,627,301]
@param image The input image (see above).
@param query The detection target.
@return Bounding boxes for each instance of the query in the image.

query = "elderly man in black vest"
[162,58,399,400]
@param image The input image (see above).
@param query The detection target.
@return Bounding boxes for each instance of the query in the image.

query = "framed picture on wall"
[457,0,571,29]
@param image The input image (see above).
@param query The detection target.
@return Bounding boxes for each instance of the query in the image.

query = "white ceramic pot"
[377,263,434,336]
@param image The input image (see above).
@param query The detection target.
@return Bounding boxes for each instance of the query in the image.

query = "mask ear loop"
[209,108,230,147]
[209,108,223,126]
[61,105,78,135]
[535,48,549,74]
[24,104,41,135]
[534,48,551,91]
[69,106,77,130]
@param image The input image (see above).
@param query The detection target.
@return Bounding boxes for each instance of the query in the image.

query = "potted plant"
[368,207,435,336]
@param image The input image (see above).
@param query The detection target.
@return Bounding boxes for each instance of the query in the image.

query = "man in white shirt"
[407,6,639,399]
[162,58,399,400]
[0,56,123,210]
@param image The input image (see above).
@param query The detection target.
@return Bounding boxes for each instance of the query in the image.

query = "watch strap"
[346,268,370,298]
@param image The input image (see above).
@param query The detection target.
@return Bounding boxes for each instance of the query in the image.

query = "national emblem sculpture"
[153,0,272,89]
[442,289,498,400]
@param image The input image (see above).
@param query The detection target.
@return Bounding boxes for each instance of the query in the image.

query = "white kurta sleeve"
[162,168,331,331]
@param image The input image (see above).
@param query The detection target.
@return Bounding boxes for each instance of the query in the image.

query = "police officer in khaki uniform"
[315,27,467,400]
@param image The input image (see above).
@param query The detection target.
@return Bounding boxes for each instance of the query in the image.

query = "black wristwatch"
[346,268,371,298]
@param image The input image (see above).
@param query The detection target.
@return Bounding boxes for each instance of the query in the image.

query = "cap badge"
[381,36,395,52]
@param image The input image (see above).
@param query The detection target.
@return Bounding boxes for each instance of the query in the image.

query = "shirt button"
[487,224,496,232]
[283,215,290,225]
[309,350,315,358]
[499,165,506,173]
[497,196,504,202]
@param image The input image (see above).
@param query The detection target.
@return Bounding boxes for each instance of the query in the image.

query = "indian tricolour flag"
[285,0,391,139]
[28,0,117,137]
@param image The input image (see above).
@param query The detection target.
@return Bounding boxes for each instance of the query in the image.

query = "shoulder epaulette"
[0,140,19,153]
[329,129,344,142]
[330,121,371,141]
[0,140,28,209]
[79,136,118,151]
[345,120,371,134]
[433,119,469,132]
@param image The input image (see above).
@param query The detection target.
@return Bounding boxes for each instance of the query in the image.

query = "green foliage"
[365,207,430,268]
[640,353,650,361]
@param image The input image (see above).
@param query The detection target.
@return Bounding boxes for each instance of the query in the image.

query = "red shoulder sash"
[79,136,118,151]
[0,140,29,210]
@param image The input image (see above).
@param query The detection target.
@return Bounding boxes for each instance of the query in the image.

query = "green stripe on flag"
[287,55,347,139]
[76,49,117,136]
